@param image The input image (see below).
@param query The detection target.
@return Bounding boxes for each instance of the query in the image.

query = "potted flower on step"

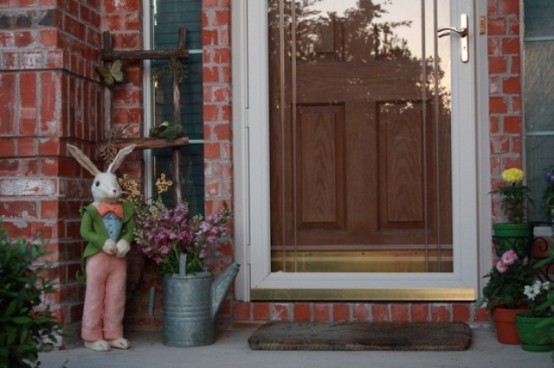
[515,279,554,352]
[476,249,535,344]
[119,174,240,347]
[521,252,554,356]
[492,168,532,258]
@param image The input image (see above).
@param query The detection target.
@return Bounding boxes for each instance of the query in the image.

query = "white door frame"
[231,0,491,302]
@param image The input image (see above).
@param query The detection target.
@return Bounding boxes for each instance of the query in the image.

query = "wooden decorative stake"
[100,27,190,203]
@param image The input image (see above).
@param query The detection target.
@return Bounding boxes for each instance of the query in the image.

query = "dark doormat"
[248,321,472,351]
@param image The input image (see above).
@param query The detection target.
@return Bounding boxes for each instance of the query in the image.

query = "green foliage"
[535,252,554,328]
[0,225,61,368]
[476,250,535,310]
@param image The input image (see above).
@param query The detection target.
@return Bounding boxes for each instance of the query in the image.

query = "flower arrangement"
[119,173,231,275]
[477,249,535,310]
[493,168,531,224]
[522,280,552,317]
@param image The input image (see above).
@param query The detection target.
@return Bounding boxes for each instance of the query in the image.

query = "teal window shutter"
[151,0,204,214]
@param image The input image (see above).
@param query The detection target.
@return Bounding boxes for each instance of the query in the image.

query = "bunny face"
[67,143,136,204]
[91,172,123,203]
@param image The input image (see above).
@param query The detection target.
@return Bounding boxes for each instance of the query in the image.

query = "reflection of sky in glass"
[301,1,441,57]
[306,1,423,56]
[299,0,451,90]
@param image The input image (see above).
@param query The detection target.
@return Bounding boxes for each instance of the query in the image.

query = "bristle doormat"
[248,321,471,351]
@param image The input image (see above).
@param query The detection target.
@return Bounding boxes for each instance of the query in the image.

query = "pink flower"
[495,260,508,273]
[500,250,518,266]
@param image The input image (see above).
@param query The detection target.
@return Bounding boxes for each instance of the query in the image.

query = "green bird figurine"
[149,121,185,140]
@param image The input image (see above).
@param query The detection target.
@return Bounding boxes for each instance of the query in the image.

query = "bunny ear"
[67,144,102,177]
[107,144,136,173]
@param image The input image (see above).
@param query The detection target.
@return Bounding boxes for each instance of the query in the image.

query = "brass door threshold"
[271,250,453,273]
[250,287,475,301]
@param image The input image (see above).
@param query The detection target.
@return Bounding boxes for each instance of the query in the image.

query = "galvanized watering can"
[149,254,240,347]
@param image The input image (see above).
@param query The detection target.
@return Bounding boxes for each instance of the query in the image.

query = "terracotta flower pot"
[493,307,526,345]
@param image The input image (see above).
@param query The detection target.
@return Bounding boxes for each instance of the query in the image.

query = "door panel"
[269,0,452,272]
[296,104,346,230]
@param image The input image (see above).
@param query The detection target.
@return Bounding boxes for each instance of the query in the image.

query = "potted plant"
[476,249,535,344]
[522,253,554,356]
[515,279,554,352]
[119,174,240,347]
[492,168,532,258]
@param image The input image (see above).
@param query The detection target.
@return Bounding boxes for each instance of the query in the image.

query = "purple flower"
[496,260,508,273]
[132,197,231,275]
[500,250,518,266]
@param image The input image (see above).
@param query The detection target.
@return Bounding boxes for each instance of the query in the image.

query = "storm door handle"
[437,13,469,63]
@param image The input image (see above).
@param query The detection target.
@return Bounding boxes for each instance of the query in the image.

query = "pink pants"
[81,252,127,341]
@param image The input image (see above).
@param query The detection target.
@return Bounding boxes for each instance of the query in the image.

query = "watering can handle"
[179,253,187,276]
[148,286,156,317]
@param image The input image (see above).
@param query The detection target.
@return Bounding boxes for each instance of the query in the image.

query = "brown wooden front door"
[269,0,453,273]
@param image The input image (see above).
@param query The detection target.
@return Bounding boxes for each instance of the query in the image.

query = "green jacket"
[80,202,136,260]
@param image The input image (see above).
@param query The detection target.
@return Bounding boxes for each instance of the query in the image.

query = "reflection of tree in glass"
[268,0,450,111]
[269,0,412,62]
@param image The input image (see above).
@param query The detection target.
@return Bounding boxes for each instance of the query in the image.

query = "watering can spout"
[211,262,240,319]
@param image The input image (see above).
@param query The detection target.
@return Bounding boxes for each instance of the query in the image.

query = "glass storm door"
[244,0,478,298]
[270,0,455,273]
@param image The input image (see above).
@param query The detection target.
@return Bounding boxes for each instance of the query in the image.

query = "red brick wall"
[0,0,524,343]
[0,0,145,344]
[202,0,233,266]
[0,0,106,343]
[201,0,235,329]
[104,0,143,138]
[232,302,490,327]
[487,0,523,222]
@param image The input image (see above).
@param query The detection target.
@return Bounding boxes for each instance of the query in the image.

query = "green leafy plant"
[0,224,61,368]
[493,168,532,224]
[476,249,535,310]
[533,253,554,362]
[533,251,554,316]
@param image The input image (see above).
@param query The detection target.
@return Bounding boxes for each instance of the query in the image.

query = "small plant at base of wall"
[0,223,62,368]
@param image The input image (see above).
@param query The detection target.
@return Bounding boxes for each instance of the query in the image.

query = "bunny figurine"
[67,144,136,352]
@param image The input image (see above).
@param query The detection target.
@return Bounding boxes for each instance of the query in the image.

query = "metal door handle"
[437,14,469,63]
[437,26,467,38]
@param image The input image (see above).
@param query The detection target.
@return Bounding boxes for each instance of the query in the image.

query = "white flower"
[524,285,537,300]
[524,280,550,301]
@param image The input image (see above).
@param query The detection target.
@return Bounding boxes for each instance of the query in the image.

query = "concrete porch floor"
[38,327,552,368]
